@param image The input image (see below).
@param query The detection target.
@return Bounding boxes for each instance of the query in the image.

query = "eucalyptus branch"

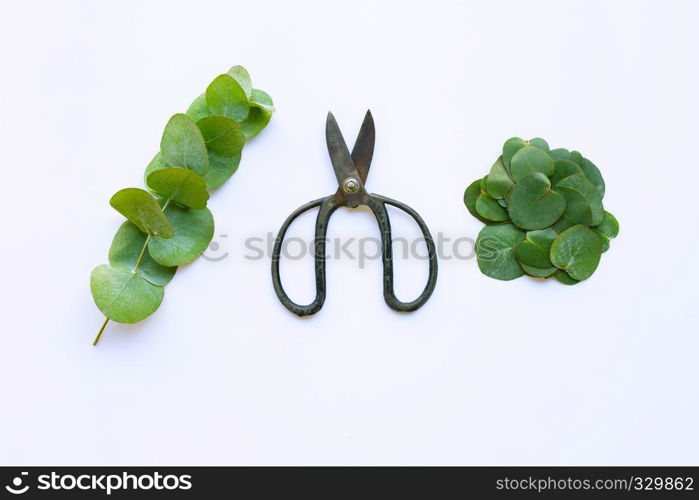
[90,66,274,345]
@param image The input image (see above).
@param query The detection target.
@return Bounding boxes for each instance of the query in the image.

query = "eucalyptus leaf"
[486,156,513,199]
[510,146,555,181]
[549,148,572,161]
[204,152,241,189]
[206,74,250,122]
[464,179,493,224]
[550,225,602,281]
[569,151,584,166]
[109,188,173,238]
[508,173,566,230]
[144,152,169,184]
[186,93,210,122]
[148,204,215,266]
[522,264,557,278]
[528,137,550,152]
[160,114,209,176]
[109,222,177,286]
[580,157,606,198]
[554,173,603,226]
[554,270,580,285]
[594,210,619,253]
[146,168,209,209]
[475,192,509,222]
[90,265,164,323]
[549,159,583,186]
[594,211,619,238]
[249,88,276,112]
[196,115,244,157]
[551,213,575,234]
[476,224,525,281]
[514,228,557,269]
[480,175,489,191]
[227,65,253,98]
[502,137,527,168]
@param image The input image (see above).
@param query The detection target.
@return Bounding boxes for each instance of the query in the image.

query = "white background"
[1,0,697,465]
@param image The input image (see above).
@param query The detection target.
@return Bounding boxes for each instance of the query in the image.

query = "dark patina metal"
[271,110,438,317]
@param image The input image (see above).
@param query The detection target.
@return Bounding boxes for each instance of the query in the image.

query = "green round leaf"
[522,264,557,278]
[480,175,489,191]
[475,192,509,222]
[550,225,602,281]
[554,270,580,285]
[204,152,241,189]
[551,213,575,234]
[206,74,250,122]
[90,265,164,323]
[580,157,606,198]
[109,188,173,239]
[569,151,584,166]
[186,93,210,122]
[240,106,271,140]
[465,179,490,224]
[508,173,566,230]
[144,152,169,185]
[249,88,275,112]
[528,137,549,152]
[549,148,572,161]
[476,224,525,281]
[486,156,513,199]
[148,204,214,266]
[227,65,253,98]
[109,222,177,286]
[549,159,583,186]
[196,115,244,157]
[510,146,555,181]
[160,114,209,176]
[514,228,557,269]
[502,137,526,168]
[594,210,619,253]
[594,210,619,238]
[554,173,604,226]
[146,168,209,209]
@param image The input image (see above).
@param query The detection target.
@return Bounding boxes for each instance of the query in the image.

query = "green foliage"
[90,66,274,344]
[146,168,209,209]
[109,188,173,238]
[465,137,618,284]
[148,204,215,267]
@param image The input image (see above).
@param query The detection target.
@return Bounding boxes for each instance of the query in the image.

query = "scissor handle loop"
[271,195,340,316]
[367,194,438,312]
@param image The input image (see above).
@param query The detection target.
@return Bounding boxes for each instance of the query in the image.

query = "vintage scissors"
[271,110,438,316]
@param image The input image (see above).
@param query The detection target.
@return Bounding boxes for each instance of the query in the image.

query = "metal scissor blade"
[351,110,375,184]
[326,112,359,188]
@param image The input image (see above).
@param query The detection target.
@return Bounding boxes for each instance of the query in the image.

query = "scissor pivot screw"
[343,177,360,194]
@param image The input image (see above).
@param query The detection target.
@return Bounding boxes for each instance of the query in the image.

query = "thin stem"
[92,197,172,346]
[133,235,151,273]
[93,317,109,346]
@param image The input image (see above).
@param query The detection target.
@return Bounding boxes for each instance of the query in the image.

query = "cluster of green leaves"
[464,137,619,284]
[90,66,274,344]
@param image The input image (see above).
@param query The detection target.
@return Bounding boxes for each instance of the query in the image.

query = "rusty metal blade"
[351,110,375,184]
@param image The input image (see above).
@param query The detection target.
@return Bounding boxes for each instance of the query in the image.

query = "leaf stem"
[93,197,172,346]
[133,235,151,273]
[93,317,109,346]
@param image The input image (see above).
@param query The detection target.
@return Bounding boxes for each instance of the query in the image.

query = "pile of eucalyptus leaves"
[465,137,619,284]
[90,66,274,345]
